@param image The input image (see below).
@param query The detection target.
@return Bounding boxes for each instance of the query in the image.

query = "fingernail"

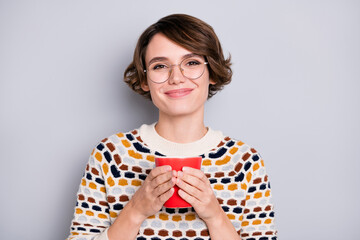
[166,166,172,171]
[182,167,189,172]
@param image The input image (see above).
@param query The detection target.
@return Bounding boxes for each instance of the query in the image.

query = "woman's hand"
[176,167,223,223]
[128,166,176,221]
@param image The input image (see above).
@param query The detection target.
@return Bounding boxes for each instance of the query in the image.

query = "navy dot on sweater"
[222,206,229,212]
[92,206,102,212]
[233,207,242,214]
[104,151,112,163]
[244,162,252,171]
[248,186,257,193]
[111,165,121,178]
[226,140,235,147]
[260,183,267,190]
[95,178,104,185]
[125,172,135,178]
[86,173,92,180]
[252,154,260,161]
[221,178,231,184]
[114,203,123,210]
[235,172,244,182]
[96,143,104,151]
[133,142,150,153]
[81,202,89,208]
[126,134,134,141]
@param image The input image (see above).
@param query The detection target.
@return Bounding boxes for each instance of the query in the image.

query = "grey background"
[1,0,359,239]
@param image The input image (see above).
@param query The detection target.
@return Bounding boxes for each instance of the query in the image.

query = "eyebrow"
[148,53,202,66]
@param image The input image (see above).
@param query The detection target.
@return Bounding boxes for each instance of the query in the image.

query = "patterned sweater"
[67,123,277,240]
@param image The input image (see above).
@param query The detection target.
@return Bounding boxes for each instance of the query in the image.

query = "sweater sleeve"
[66,146,111,240]
[240,152,277,240]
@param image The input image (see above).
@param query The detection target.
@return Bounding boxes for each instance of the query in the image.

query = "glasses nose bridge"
[168,63,184,78]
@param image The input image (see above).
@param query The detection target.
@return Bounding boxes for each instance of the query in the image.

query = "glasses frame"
[144,58,209,84]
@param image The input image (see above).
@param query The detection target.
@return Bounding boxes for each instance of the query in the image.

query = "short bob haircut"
[124,14,232,100]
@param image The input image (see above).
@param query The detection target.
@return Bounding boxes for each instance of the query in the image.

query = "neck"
[156,110,207,144]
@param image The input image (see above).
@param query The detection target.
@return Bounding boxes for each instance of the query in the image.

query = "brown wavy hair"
[124,14,232,100]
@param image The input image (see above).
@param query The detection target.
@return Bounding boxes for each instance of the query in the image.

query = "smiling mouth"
[164,88,193,98]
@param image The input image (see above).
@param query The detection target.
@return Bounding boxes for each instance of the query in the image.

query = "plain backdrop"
[1,0,359,239]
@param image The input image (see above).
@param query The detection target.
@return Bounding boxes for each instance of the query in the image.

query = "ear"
[209,79,216,85]
[141,81,150,92]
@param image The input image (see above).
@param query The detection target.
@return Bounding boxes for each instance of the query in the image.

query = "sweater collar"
[138,122,224,157]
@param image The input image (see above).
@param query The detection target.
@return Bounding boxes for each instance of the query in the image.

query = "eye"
[184,59,201,67]
[152,63,168,71]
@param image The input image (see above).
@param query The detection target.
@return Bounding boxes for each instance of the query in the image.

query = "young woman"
[67,14,277,240]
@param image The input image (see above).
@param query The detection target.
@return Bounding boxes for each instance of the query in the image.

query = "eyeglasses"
[144,56,208,84]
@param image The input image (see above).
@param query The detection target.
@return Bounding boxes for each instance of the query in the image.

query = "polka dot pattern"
[67,129,277,240]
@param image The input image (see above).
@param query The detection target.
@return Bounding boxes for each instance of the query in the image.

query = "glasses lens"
[147,62,170,83]
[180,58,206,80]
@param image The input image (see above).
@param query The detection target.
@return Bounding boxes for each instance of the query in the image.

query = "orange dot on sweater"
[253,163,260,171]
[228,183,238,191]
[119,179,128,186]
[246,172,252,183]
[107,177,115,187]
[128,150,142,159]
[159,213,169,221]
[254,192,262,199]
[121,139,131,148]
[131,180,142,186]
[202,159,212,166]
[253,220,261,225]
[146,155,155,162]
[215,156,231,166]
[265,219,272,224]
[95,152,102,162]
[230,147,238,155]
[241,221,249,227]
[89,182,97,190]
[265,190,271,197]
[110,211,118,218]
[227,214,235,220]
[86,211,94,216]
[185,214,196,221]
[98,213,107,219]
[172,215,182,222]
[214,184,224,190]
[102,163,109,175]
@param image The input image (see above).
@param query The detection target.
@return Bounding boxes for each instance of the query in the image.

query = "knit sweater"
[67,123,277,240]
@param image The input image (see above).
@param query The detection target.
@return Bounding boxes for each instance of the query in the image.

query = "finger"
[178,189,198,206]
[154,177,176,197]
[147,165,172,181]
[178,171,206,191]
[158,187,175,204]
[176,177,202,202]
[182,167,209,185]
[150,170,174,189]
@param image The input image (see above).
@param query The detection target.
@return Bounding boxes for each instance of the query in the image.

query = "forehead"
[145,33,193,64]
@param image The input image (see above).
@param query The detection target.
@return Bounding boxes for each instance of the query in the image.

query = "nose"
[168,64,185,85]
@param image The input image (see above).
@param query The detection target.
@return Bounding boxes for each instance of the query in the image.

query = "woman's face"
[142,33,214,119]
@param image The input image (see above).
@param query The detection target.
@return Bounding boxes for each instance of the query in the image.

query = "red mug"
[155,156,202,208]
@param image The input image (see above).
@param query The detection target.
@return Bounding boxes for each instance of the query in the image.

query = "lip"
[164,88,194,98]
